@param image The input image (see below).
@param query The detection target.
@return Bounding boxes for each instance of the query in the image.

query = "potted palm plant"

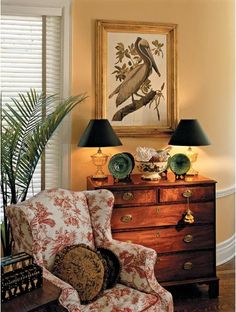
[1,89,87,255]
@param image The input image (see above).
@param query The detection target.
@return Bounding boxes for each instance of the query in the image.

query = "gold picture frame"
[95,20,177,137]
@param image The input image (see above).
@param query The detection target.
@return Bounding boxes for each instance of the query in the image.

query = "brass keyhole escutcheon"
[183,234,193,243]
[183,189,192,198]
[156,231,160,238]
[122,192,134,201]
[183,262,193,270]
[156,206,160,214]
[120,214,132,223]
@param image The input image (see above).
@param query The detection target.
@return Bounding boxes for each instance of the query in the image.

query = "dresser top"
[87,174,216,190]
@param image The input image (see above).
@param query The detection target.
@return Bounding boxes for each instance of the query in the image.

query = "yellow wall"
[71,0,235,244]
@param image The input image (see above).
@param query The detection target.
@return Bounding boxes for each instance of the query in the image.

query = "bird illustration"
[109,37,161,107]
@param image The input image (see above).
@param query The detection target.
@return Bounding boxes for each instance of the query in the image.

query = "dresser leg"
[208,280,219,298]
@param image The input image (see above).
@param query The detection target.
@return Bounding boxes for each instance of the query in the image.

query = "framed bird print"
[95,20,177,137]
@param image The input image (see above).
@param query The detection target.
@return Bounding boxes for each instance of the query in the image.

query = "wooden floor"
[168,258,235,312]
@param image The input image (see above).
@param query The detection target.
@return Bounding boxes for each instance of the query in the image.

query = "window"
[1,0,71,217]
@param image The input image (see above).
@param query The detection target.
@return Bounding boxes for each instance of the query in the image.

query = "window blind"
[1,14,62,218]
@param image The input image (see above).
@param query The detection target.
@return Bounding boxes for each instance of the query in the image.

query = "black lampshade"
[78,119,122,147]
[168,119,211,146]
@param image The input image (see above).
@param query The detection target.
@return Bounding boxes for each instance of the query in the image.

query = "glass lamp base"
[91,147,108,179]
[186,147,199,176]
[92,171,108,179]
[186,167,199,176]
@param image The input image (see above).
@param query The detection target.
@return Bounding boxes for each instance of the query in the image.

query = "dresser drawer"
[112,225,214,253]
[88,175,218,290]
[155,250,214,282]
[159,185,215,203]
[112,189,156,206]
[111,206,158,229]
[111,202,214,229]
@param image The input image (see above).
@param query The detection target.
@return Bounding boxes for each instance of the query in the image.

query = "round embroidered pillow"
[52,244,107,304]
[97,247,121,289]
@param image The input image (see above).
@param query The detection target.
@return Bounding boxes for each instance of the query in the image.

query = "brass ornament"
[120,215,133,223]
[122,192,134,201]
[183,189,195,224]
[184,210,195,224]
[183,234,193,243]
[183,189,192,198]
[183,262,193,270]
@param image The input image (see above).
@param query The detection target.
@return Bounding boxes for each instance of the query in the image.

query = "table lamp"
[168,119,211,175]
[78,119,122,179]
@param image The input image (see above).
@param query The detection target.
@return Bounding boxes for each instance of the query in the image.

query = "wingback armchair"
[6,188,173,312]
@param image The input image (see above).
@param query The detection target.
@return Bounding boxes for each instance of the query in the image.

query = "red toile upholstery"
[6,188,173,312]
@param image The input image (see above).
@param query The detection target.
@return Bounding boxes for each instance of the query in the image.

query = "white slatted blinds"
[1,13,63,215]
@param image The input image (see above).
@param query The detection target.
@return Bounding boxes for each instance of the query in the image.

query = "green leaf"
[1,90,87,205]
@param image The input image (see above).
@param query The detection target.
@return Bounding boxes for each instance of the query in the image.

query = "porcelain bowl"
[136,161,168,180]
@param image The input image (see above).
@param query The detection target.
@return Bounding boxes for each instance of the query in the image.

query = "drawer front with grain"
[159,185,215,203]
[112,189,156,206]
[112,225,214,253]
[111,202,214,230]
[155,250,214,282]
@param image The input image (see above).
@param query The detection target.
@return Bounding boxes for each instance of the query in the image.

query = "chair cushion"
[53,244,107,304]
[87,283,160,311]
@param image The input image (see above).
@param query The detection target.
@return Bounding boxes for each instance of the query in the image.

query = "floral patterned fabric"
[6,188,173,312]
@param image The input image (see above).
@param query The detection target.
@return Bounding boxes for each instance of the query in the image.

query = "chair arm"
[100,240,173,311]
[43,267,83,312]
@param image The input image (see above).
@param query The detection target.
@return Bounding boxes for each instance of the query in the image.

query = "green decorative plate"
[169,153,191,175]
[123,152,135,171]
[108,153,133,179]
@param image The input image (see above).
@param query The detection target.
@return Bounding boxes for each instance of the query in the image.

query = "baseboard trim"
[216,233,235,266]
[216,185,235,198]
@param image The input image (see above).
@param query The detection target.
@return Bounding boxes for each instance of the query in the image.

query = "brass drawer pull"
[183,189,192,198]
[126,240,133,243]
[183,234,193,243]
[120,214,133,223]
[183,262,193,270]
[122,192,134,201]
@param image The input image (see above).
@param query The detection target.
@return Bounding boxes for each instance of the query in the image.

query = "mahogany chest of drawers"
[87,174,219,297]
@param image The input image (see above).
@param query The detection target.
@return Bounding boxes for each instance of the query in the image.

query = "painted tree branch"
[112,90,157,121]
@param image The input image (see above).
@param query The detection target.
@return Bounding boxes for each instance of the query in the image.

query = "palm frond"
[1,89,87,255]
[1,90,87,204]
